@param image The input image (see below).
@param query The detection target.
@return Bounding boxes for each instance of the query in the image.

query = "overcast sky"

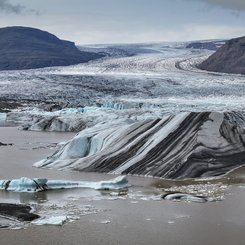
[0,0,244,44]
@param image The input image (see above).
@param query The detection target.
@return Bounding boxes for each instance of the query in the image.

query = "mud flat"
[0,127,245,244]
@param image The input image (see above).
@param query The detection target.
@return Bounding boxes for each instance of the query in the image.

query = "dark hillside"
[0,26,103,70]
[199,36,245,75]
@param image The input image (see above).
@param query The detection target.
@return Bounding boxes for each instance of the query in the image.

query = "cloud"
[0,0,24,14]
[195,0,245,11]
[0,0,38,14]
[181,23,245,40]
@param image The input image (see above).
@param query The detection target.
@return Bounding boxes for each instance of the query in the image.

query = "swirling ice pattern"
[35,111,245,179]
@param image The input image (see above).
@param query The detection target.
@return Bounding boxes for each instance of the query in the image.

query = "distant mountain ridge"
[199,36,245,75]
[186,41,218,50]
[0,26,103,70]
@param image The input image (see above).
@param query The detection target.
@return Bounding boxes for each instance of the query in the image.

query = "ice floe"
[162,193,208,203]
[31,216,67,226]
[0,176,128,193]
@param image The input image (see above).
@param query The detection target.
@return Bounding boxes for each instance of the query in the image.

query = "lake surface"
[1,127,245,244]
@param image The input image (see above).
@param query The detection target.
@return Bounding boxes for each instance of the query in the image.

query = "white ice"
[31,216,67,226]
[1,41,245,116]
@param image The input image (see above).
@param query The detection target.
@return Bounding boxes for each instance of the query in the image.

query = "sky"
[0,0,245,45]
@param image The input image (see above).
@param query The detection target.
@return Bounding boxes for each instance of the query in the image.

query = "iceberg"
[34,111,245,179]
[0,176,128,193]
[162,193,208,203]
[31,216,67,226]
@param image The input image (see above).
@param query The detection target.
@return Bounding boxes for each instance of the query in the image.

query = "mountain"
[0,26,103,70]
[198,36,245,75]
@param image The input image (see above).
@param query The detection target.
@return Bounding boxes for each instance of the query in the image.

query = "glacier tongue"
[0,176,128,193]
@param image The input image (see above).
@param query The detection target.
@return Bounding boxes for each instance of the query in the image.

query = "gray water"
[1,127,245,244]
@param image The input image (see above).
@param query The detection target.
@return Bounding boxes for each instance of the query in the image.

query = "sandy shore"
[1,127,245,245]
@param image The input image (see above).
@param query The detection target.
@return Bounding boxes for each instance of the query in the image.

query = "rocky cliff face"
[199,36,245,75]
[0,26,103,70]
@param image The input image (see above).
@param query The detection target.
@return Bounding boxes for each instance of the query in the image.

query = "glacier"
[0,41,245,112]
[1,40,245,180]
[1,40,245,233]
[2,40,245,133]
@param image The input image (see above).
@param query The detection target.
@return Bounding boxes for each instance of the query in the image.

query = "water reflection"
[0,191,48,204]
[19,191,48,204]
[0,187,129,205]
